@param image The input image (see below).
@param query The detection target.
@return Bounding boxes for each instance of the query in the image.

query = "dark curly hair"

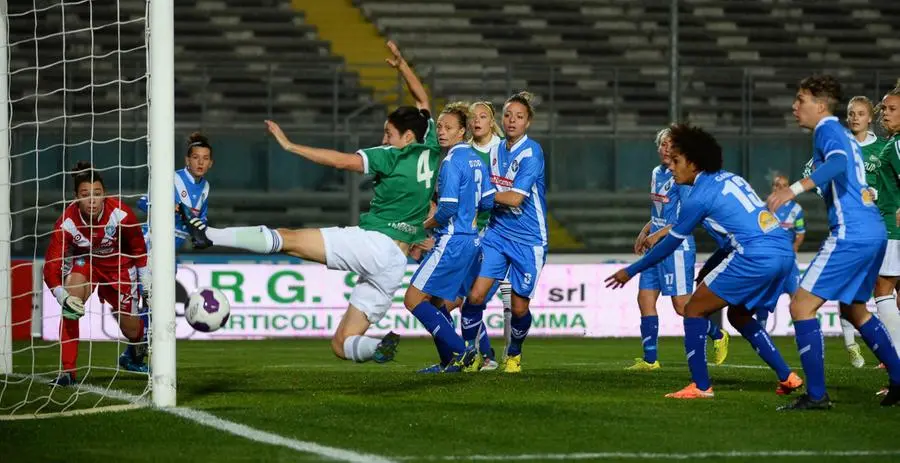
[668,123,723,174]
[71,161,104,192]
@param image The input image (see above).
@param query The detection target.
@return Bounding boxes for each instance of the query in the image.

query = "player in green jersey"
[182,41,440,364]
[837,96,891,367]
[873,83,900,369]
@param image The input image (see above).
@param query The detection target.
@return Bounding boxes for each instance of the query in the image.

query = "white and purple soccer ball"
[185,287,231,332]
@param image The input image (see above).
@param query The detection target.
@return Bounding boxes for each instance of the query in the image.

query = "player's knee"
[466,291,486,306]
[875,276,897,297]
[510,296,530,317]
[726,307,751,329]
[330,334,347,360]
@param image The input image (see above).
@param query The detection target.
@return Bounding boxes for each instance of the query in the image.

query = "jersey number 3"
[417,151,434,189]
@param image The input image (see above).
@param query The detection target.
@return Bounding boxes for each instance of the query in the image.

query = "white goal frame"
[0,0,177,408]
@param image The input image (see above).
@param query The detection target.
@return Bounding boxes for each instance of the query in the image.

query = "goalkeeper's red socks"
[59,318,80,376]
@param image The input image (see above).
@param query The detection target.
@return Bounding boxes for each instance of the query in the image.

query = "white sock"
[500,282,512,357]
[876,295,900,355]
[840,317,856,348]
[343,335,380,362]
[206,226,283,254]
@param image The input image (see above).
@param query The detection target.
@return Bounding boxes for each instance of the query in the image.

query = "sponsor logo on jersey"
[490,175,513,188]
[861,187,875,206]
[649,193,671,203]
[388,222,418,235]
[757,210,779,232]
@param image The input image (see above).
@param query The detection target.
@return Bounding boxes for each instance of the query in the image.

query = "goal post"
[148,0,176,408]
[0,0,11,376]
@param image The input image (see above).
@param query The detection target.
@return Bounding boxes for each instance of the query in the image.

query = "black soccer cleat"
[178,206,213,249]
[373,331,400,363]
[880,384,900,407]
[777,392,833,411]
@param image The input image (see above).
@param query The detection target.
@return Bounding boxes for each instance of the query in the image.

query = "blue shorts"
[411,233,480,302]
[459,247,503,302]
[801,237,886,304]
[704,252,796,311]
[755,262,800,313]
[638,249,696,296]
[479,229,546,299]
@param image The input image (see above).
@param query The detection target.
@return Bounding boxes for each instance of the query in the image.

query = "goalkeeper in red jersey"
[44,162,152,386]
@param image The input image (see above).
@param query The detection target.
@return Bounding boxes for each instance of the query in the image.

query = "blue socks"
[794,318,826,400]
[683,317,711,390]
[507,311,532,357]
[461,302,493,357]
[432,306,454,365]
[755,310,770,329]
[412,301,466,354]
[707,317,724,340]
[640,315,659,363]
[737,318,790,382]
[858,316,900,384]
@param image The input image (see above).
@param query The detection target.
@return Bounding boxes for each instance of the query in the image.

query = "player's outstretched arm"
[385,41,430,113]
[265,120,364,173]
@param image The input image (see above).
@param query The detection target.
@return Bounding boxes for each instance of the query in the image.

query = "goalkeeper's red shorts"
[66,258,138,314]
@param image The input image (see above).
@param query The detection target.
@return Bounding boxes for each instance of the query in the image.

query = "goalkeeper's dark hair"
[667,123,723,173]
[71,161,104,192]
[187,132,212,157]
[387,106,429,143]
[799,75,843,114]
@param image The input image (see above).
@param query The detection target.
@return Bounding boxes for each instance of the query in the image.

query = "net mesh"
[1,0,151,417]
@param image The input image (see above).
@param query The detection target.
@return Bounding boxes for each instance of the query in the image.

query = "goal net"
[0,0,176,418]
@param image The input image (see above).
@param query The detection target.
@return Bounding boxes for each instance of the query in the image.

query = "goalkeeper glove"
[137,266,152,310]
[53,288,85,320]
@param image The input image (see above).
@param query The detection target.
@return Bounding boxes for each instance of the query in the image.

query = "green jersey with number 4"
[471,134,502,231]
[869,133,900,239]
[356,118,440,244]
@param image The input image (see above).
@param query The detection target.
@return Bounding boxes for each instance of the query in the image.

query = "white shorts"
[880,239,900,276]
[320,226,407,324]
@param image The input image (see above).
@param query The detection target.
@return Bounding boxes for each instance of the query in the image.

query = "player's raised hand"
[766,188,794,213]
[604,269,632,290]
[264,120,291,150]
[385,41,405,68]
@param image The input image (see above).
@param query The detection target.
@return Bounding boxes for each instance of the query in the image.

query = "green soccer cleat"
[846,343,865,368]
[713,330,729,365]
[373,331,400,363]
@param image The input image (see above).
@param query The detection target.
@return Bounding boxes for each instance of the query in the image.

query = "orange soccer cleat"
[665,382,714,399]
[775,372,804,396]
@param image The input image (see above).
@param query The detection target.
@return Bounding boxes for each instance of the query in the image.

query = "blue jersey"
[811,116,883,240]
[649,165,695,251]
[434,143,494,236]
[487,135,548,246]
[702,218,731,251]
[137,167,210,243]
[773,200,805,240]
[669,171,793,257]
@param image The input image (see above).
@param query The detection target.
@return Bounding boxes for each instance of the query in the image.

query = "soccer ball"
[185,287,231,332]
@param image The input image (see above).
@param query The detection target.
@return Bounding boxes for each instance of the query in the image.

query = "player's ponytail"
[71,161,104,192]
[387,105,429,143]
[187,132,212,157]
[504,91,536,120]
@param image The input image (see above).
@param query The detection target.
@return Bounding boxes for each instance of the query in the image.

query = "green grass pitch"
[2,337,899,462]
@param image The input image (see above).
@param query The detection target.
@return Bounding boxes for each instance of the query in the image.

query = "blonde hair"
[655,127,671,148]
[504,91,536,120]
[440,101,472,140]
[468,100,504,139]
[847,95,876,119]
[877,79,900,134]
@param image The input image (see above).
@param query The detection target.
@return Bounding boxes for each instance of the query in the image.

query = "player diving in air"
[183,41,439,364]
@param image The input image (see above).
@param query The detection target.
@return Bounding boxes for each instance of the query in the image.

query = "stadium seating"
[356,0,900,130]
[7,0,384,131]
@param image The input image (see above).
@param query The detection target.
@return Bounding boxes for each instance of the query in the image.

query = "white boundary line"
[0,403,144,421]
[399,450,900,461]
[6,373,395,463]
